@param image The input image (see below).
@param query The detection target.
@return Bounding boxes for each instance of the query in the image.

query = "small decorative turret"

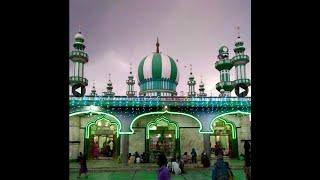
[90,81,97,96]
[187,64,197,97]
[198,75,207,97]
[103,73,115,97]
[126,63,136,97]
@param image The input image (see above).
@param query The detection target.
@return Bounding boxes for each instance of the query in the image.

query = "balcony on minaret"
[69,76,88,86]
[126,91,136,97]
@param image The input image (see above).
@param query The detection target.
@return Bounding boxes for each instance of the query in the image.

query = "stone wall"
[180,128,204,157]
[129,128,145,154]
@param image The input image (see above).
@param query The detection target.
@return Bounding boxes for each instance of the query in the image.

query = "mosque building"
[69,29,251,163]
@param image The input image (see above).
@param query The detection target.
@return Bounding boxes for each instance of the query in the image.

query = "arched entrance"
[86,116,120,160]
[146,116,179,161]
[211,118,236,157]
[129,110,203,162]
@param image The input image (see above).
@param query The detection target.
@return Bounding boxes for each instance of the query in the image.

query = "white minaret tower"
[232,26,251,94]
[126,63,136,97]
[103,73,115,97]
[198,75,207,97]
[90,81,97,96]
[69,25,89,87]
[187,64,197,97]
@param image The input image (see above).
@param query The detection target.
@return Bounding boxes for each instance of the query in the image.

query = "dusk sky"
[69,0,251,96]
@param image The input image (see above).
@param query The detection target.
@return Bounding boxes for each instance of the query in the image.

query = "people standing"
[177,155,185,174]
[182,152,188,164]
[109,140,114,157]
[244,141,251,180]
[157,153,170,180]
[191,148,197,164]
[77,152,88,179]
[93,141,99,159]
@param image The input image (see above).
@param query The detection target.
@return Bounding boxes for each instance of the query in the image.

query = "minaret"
[215,45,234,97]
[187,64,197,97]
[198,75,207,97]
[126,63,136,97]
[231,26,251,94]
[69,26,89,87]
[103,73,115,97]
[90,81,97,96]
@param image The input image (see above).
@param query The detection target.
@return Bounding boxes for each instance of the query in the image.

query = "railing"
[69,96,251,103]
[69,76,88,85]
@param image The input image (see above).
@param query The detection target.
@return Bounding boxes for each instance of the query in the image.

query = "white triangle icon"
[75,87,82,94]
[239,87,245,94]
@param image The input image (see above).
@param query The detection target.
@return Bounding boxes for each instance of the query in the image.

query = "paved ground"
[70,158,244,170]
[70,169,246,180]
[70,158,246,179]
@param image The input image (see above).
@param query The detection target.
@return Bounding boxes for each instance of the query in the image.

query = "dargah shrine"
[69,30,251,164]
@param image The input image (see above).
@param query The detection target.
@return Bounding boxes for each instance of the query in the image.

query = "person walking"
[77,152,88,179]
[157,153,170,180]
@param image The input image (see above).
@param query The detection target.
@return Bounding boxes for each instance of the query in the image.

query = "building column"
[203,134,211,156]
[121,134,129,166]
[237,127,243,157]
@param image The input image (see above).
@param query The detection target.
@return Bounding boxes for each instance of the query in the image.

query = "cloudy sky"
[69,0,251,96]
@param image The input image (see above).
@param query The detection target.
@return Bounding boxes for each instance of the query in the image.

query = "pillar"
[121,134,129,165]
[203,134,211,156]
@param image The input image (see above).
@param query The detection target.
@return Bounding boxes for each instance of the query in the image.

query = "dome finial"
[189,64,193,75]
[200,75,203,83]
[236,26,240,38]
[108,73,111,81]
[156,37,160,53]
[129,63,132,74]
[78,24,82,34]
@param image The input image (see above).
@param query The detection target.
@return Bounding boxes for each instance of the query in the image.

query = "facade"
[69,31,251,163]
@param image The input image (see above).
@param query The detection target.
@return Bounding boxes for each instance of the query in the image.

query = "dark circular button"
[235,83,249,97]
[72,83,86,97]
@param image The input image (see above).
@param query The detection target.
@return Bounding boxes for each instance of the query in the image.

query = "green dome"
[219,46,229,54]
[138,52,179,84]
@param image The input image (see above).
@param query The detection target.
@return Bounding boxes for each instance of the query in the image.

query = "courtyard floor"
[70,169,246,180]
[70,158,246,179]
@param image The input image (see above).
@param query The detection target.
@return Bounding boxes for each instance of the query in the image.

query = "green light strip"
[85,117,120,139]
[129,110,203,134]
[209,110,251,139]
[146,116,179,139]
[69,111,122,138]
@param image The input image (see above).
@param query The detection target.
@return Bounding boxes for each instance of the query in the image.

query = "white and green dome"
[137,39,179,96]
[138,53,179,83]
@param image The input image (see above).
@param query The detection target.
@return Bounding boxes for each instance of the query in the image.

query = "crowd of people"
[128,151,150,164]
[92,139,114,159]
[76,141,251,180]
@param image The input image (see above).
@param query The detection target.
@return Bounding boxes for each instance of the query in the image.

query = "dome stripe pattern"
[160,53,171,79]
[138,53,179,83]
[143,55,153,79]
[152,53,162,80]
[169,57,178,82]
[138,56,146,82]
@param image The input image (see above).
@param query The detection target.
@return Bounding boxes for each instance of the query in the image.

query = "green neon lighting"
[210,110,251,139]
[85,115,120,139]
[212,118,236,139]
[129,110,203,134]
[69,111,122,138]
[146,116,179,139]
